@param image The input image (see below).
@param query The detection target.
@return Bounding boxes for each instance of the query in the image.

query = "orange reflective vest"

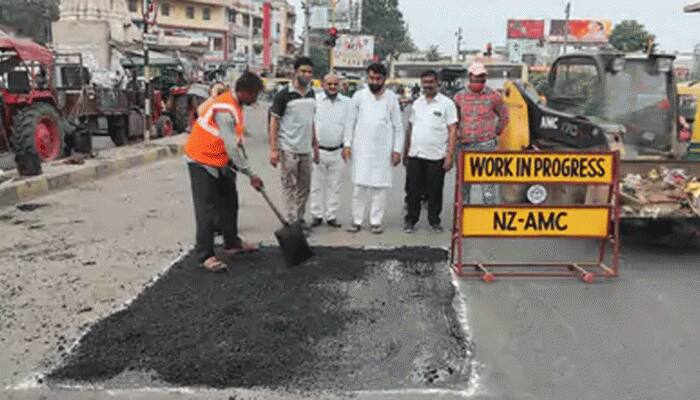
[184,90,245,168]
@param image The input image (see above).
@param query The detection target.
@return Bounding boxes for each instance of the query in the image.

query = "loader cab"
[548,52,679,157]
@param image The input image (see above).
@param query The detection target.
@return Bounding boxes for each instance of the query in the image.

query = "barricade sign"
[450,150,620,283]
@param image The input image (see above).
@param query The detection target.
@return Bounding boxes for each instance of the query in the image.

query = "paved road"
[1,102,700,399]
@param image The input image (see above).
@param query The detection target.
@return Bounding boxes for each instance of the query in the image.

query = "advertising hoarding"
[333,34,374,68]
[507,19,545,39]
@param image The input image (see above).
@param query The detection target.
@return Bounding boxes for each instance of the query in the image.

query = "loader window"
[549,61,602,116]
[606,60,674,152]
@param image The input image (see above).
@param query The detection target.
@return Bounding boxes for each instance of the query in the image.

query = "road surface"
[1,102,700,399]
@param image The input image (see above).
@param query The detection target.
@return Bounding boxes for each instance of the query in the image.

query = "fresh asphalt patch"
[47,246,473,393]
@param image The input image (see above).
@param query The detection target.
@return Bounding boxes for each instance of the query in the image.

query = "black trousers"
[405,157,445,226]
[188,163,241,263]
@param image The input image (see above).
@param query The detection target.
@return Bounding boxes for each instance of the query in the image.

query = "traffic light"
[485,42,493,58]
[143,0,157,24]
[324,27,339,48]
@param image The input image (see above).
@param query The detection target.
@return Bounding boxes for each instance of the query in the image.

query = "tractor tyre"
[11,103,64,176]
[62,119,93,155]
[173,94,189,134]
[155,115,174,138]
[108,115,128,147]
[127,110,145,140]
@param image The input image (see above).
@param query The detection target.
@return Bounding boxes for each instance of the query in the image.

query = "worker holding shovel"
[184,72,265,272]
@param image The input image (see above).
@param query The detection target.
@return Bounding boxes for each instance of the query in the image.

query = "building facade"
[129,0,229,61]
[123,0,296,66]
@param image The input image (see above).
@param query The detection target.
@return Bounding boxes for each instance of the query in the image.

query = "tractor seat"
[7,71,31,94]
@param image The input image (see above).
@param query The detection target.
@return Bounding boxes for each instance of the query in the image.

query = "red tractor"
[0,38,64,176]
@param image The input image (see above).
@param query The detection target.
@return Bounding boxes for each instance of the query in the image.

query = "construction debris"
[621,167,700,218]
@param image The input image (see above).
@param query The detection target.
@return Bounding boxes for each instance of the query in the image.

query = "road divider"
[0,136,186,208]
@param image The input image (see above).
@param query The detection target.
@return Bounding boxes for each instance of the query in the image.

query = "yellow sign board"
[463,152,614,184]
[462,206,610,238]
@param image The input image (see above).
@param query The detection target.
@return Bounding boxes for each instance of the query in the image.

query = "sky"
[288,0,700,54]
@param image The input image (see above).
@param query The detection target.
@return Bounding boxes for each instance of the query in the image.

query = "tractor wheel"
[11,103,64,176]
[155,115,174,138]
[173,94,189,133]
[127,110,145,140]
[108,115,128,146]
[60,119,92,155]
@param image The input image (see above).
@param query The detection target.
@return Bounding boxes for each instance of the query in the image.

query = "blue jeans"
[460,139,499,205]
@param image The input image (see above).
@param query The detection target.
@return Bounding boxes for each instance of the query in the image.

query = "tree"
[610,20,655,53]
[426,45,441,61]
[309,46,330,79]
[362,0,416,62]
[0,0,60,44]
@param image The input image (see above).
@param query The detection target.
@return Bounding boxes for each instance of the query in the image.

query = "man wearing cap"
[453,62,509,204]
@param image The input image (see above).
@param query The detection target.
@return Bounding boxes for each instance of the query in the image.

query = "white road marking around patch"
[8,246,479,399]
[7,251,190,391]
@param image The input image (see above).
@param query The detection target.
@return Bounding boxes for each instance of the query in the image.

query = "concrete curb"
[0,143,184,208]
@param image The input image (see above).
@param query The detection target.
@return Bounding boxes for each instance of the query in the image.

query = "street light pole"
[563,1,571,55]
[455,27,463,61]
[142,0,155,144]
[303,0,311,56]
[330,0,337,71]
[248,0,255,69]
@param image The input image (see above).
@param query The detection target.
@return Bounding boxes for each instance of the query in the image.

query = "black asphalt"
[48,247,472,392]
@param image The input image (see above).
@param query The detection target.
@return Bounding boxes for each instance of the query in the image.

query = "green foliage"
[610,20,655,53]
[426,45,441,62]
[529,72,551,97]
[361,0,416,61]
[309,46,330,78]
[0,0,59,44]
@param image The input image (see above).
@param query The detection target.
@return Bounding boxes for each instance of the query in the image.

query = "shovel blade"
[274,220,314,266]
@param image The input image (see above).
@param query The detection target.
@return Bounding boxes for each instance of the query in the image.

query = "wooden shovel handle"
[258,188,288,226]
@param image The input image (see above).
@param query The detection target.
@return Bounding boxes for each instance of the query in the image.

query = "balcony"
[190,0,228,6]
[229,23,249,37]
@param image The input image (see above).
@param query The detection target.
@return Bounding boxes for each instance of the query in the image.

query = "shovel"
[258,188,314,266]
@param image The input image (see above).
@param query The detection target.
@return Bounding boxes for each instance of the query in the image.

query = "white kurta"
[344,88,404,188]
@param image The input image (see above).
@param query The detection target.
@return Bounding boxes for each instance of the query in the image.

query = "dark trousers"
[405,157,445,226]
[188,163,241,263]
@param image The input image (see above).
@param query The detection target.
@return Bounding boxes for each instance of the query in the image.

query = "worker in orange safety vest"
[184,72,265,272]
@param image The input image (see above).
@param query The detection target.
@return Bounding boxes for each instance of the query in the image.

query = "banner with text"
[462,206,610,238]
[463,152,615,185]
[333,34,374,68]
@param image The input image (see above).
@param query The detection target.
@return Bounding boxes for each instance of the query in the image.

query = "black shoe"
[430,224,444,233]
[403,222,416,234]
[311,217,323,228]
[327,219,342,228]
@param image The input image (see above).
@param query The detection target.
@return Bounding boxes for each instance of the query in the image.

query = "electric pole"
[330,0,337,71]
[455,27,463,61]
[303,0,311,56]
[563,1,571,55]
[248,0,254,69]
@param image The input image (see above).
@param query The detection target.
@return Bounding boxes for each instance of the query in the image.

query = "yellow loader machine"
[501,51,700,245]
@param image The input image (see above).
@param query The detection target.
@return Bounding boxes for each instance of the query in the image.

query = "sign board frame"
[450,150,621,283]
[332,34,374,68]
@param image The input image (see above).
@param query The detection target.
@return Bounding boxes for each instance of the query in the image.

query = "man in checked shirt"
[453,62,509,204]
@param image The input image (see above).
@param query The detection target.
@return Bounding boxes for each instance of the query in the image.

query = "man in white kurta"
[343,63,404,234]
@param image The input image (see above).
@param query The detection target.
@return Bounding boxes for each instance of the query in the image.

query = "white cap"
[468,62,487,76]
